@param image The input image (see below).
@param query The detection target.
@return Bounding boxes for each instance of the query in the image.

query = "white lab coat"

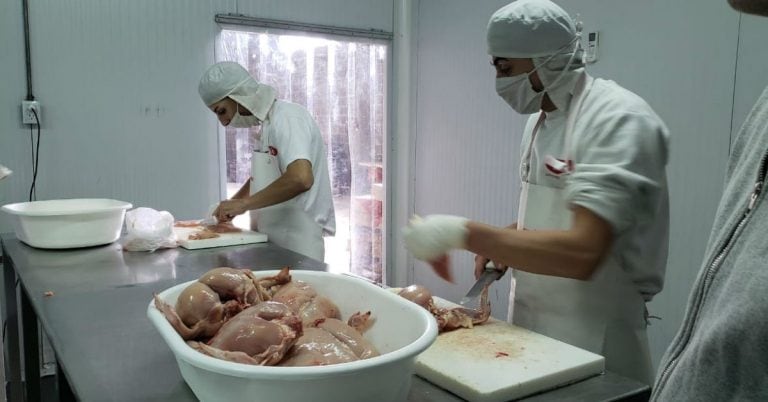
[511,71,670,384]
[519,71,670,301]
[250,100,336,261]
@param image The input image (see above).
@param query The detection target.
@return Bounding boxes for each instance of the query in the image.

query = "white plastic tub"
[1,198,132,249]
[148,270,438,402]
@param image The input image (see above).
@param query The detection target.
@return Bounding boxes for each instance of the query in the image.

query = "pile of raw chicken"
[154,267,491,367]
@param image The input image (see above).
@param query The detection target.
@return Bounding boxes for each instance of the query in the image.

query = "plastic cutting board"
[172,226,268,250]
[414,297,605,402]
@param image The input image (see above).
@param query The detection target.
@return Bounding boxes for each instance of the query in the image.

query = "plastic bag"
[122,207,178,252]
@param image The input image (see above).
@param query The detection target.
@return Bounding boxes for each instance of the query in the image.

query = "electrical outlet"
[22,100,41,125]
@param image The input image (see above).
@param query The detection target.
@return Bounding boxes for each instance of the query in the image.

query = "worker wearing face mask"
[403,0,670,384]
[198,61,335,262]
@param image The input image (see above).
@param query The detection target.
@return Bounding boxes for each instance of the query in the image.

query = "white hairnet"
[198,62,276,121]
[487,0,578,58]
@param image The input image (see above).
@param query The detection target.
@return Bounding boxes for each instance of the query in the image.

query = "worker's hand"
[402,214,469,261]
[428,254,454,283]
[213,199,249,222]
[471,222,516,279]
[474,255,508,280]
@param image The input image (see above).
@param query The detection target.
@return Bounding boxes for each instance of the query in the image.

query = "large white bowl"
[1,198,132,249]
[148,270,438,402]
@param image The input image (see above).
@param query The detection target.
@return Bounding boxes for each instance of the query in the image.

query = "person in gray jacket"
[651,0,768,400]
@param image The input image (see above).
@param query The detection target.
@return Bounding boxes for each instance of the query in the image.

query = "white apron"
[509,73,653,384]
[250,131,325,262]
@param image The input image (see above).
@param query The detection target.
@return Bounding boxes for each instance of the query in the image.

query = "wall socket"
[22,100,41,125]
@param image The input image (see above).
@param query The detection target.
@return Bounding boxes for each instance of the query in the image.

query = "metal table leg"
[20,286,40,402]
[3,253,23,402]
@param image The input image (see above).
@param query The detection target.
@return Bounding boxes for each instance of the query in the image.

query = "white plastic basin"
[1,198,132,249]
[147,270,438,402]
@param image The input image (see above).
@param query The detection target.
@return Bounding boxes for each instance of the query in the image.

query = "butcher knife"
[459,261,505,306]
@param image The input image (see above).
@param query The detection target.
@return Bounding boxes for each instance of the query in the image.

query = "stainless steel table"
[1,233,650,401]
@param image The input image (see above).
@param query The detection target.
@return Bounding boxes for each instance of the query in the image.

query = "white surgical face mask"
[495,30,582,115]
[496,72,544,115]
[229,107,259,128]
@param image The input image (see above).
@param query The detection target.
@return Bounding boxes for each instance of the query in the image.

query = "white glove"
[402,214,469,261]
[0,164,11,180]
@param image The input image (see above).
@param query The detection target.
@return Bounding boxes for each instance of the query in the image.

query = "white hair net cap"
[198,61,276,121]
[487,0,577,58]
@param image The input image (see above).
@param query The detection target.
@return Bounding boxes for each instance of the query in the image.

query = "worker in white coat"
[403,0,669,384]
[198,61,335,262]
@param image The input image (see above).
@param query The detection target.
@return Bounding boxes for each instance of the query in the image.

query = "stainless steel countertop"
[1,234,649,401]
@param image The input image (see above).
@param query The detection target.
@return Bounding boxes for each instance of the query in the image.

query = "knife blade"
[459,261,505,306]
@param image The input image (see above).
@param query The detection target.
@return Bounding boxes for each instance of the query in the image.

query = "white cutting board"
[415,297,605,402]
[172,226,268,250]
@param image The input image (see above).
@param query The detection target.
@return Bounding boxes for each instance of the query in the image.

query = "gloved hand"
[402,214,469,261]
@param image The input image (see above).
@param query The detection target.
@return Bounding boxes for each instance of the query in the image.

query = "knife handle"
[484,260,507,279]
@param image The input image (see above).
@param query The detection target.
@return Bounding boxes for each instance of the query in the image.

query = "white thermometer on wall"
[585,31,599,63]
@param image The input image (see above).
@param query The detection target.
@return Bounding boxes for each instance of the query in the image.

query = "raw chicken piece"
[397,285,434,310]
[190,301,303,366]
[153,282,242,340]
[247,267,293,300]
[278,317,380,367]
[174,220,242,235]
[174,220,203,228]
[199,267,260,304]
[278,327,358,366]
[199,267,291,305]
[188,229,219,240]
[347,311,374,334]
[156,267,291,340]
[271,280,341,326]
[398,284,491,333]
[316,317,379,359]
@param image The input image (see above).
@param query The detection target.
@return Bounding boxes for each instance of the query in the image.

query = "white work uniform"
[511,71,670,384]
[250,100,336,262]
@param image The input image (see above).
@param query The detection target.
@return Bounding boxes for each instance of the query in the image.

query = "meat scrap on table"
[174,220,243,240]
[174,220,203,228]
[396,284,491,333]
[188,229,219,240]
[154,267,378,367]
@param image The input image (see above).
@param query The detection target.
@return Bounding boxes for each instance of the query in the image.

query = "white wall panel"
[0,0,234,233]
